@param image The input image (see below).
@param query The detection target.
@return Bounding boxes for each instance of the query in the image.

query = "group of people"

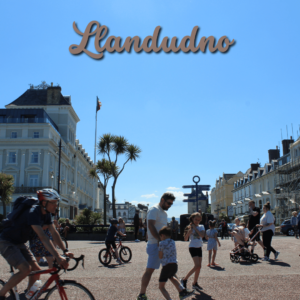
[137,193,222,300]
[230,200,280,261]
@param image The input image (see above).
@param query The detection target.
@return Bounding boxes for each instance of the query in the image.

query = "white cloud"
[167,187,180,190]
[141,194,158,199]
[165,190,185,202]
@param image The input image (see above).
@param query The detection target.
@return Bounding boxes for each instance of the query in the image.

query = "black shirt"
[248,207,261,229]
[106,225,118,241]
[0,205,52,244]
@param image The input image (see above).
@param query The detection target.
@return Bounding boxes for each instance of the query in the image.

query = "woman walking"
[180,212,205,292]
[257,202,280,261]
[118,217,126,234]
[291,211,299,239]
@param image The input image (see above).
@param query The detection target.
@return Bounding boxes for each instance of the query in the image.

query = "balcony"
[14,186,56,194]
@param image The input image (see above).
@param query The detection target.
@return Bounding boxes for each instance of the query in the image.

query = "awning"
[237,201,243,204]
[255,194,262,197]
[244,198,251,201]
[262,191,270,195]
[231,203,237,206]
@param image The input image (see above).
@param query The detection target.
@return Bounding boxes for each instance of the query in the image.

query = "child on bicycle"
[105,218,126,265]
[158,226,194,300]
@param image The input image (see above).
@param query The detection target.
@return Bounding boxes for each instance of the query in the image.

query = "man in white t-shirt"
[137,192,175,300]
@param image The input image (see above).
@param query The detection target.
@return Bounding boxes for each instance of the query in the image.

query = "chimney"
[47,85,62,105]
[268,148,280,163]
[250,163,260,173]
[282,137,294,155]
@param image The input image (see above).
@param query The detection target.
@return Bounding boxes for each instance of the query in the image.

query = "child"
[105,218,126,264]
[231,218,240,247]
[206,220,221,267]
[158,226,194,300]
[181,212,205,292]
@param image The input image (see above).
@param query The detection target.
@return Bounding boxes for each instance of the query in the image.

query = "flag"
[96,97,102,112]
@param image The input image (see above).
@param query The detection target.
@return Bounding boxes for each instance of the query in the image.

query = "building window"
[33,132,39,138]
[31,152,39,163]
[11,132,17,138]
[118,212,121,216]
[8,152,16,163]
[259,199,262,209]
[123,212,126,216]
[29,174,39,187]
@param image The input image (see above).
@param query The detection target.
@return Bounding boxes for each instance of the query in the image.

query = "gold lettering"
[141,26,162,53]
[198,36,218,53]
[69,21,104,59]
[161,37,172,53]
[179,26,199,53]
[216,36,235,53]
[123,36,142,53]
[94,25,108,55]
[104,36,123,53]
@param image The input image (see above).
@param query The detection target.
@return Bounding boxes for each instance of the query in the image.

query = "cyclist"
[105,218,126,264]
[0,189,73,299]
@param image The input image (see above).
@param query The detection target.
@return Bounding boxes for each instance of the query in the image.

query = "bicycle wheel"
[0,279,16,300]
[98,248,111,265]
[119,246,132,263]
[45,281,95,300]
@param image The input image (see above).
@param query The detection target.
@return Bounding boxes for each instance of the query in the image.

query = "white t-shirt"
[260,211,275,233]
[147,203,168,244]
[244,228,250,238]
[189,225,205,248]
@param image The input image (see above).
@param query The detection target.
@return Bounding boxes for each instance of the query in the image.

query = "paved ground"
[0,236,300,299]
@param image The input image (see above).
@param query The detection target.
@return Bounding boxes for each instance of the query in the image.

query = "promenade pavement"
[0,236,299,299]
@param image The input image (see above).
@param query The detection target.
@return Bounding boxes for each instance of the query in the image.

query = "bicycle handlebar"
[52,255,85,273]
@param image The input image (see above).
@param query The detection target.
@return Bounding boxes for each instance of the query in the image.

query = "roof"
[223,174,236,181]
[7,89,70,106]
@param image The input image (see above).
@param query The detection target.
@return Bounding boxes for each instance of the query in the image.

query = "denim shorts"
[146,243,161,269]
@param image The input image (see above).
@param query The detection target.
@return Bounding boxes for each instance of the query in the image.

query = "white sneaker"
[39,258,46,263]
[274,251,280,260]
[262,256,270,261]
[135,239,140,242]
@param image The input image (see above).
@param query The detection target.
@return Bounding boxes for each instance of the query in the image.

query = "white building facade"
[0,83,103,218]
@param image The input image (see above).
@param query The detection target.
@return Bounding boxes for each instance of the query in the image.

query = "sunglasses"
[165,201,173,206]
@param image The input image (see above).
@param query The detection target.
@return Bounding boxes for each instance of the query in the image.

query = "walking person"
[220,219,227,240]
[137,193,176,300]
[257,202,280,261]
[170,217,179,241]
[134,211,140,242]
[180,212,205,293]
[144,218,148,242]
[206,220,221,267]
[248,200,264,252]
[139,218,145,239]
[291,211,299,239]
[158,226,194,300]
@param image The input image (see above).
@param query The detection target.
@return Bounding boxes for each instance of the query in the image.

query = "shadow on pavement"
[268,261,291,267]
[210,266,225,271]
[194,291,213,299]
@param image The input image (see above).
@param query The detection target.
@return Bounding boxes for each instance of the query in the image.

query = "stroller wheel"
[234,255,240,263]
[230,254,235,262]
[251,254,258,262]
[244,254,251,261]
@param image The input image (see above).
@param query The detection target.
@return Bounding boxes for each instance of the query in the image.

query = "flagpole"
[95,96,97,165]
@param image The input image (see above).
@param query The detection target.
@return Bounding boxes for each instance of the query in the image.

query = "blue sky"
[1,1,300,217]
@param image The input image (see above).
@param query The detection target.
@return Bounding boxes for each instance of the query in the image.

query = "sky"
[1,1,300,217]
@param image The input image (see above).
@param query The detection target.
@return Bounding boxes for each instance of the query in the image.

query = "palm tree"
[98,134,141,218]
[0,173,15,217]
[89,159,117,224]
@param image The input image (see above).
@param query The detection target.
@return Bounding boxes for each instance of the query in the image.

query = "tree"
[75,208,103,228]
[0,173,15,217]
[206,205,211,214]
[89,158,117,224]
[98,134,141,218]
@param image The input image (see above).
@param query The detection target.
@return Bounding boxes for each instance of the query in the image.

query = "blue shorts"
[146,243,161,269]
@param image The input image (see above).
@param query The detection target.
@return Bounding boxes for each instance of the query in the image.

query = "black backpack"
[2,196,39,229]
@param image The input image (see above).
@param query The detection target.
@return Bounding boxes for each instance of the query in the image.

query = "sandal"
[207,264,211,267]
[211,262,219,266]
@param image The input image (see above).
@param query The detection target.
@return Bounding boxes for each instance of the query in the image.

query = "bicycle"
[0,255,95,300]
[98,236,132,266]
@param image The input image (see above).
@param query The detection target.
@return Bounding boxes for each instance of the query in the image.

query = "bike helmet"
[110,218,118,225]
[37,189,60,202]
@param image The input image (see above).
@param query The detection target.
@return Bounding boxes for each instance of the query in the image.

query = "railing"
[0,117,59,132]
[14,186,56,194]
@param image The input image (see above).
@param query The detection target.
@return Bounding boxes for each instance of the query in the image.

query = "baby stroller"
[230,227,260,263]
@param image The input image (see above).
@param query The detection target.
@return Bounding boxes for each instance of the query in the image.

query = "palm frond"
[112,136,128,155]
[126,144,142,161]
